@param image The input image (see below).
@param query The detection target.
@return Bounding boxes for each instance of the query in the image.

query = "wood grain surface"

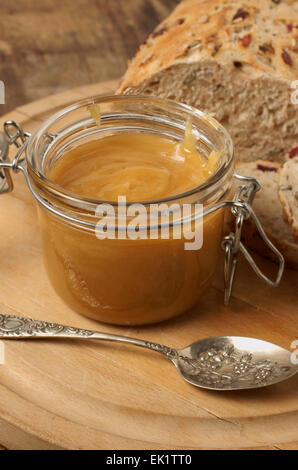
[0,0,180,114]
[0,81,297,450]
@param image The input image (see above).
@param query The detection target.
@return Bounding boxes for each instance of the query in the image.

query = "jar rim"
[26,94,234,208]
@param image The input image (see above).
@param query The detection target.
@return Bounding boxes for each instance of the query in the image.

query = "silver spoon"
[0,313,296,391]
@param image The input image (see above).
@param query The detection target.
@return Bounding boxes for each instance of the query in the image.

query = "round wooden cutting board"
[0,81,297,450]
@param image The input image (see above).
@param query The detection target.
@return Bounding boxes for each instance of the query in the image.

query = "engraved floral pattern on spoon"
[0,314,94,337]
[178,345,292,387]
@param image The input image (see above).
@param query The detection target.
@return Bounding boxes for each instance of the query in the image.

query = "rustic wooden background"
[0,0,180,114]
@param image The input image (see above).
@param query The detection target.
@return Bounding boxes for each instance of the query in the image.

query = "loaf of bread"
[118,0,298,163]
[278,154,298,242]
[236,160,298,268]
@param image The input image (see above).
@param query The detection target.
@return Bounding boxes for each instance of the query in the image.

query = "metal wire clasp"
[222,172,285,305]
[0,121,31,194]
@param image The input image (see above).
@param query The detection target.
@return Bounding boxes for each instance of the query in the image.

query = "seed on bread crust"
[287,24,293,33]
[282,49,293,66]
[289,146,298,159]
[257,163,278,172]
[152,26,168,39]
[239,34,252,47]
[174,18,185,26]
[259,43,275,54]
[232,9,249,23]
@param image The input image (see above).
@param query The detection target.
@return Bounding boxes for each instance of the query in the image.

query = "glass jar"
[0,96,284,325]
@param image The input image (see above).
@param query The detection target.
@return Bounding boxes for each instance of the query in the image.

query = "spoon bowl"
[175,336,297,391]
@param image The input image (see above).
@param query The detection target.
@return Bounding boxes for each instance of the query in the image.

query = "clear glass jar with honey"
[0,96,284,325]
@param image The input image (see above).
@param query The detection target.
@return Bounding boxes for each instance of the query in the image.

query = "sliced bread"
[236,160,298,268]
[118,0,298,163]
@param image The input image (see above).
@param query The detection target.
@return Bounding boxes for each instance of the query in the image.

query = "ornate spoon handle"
[0,314,177,360]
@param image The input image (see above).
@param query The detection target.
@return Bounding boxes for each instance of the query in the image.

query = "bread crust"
[236,159,298,269]
[241,218,298,269]
[118,0,298,92]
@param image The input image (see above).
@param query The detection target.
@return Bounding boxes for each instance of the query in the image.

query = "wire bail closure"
[0,121,285,306]
[222,172,285,305]
[0,129,12,193]
[0,121,31,194]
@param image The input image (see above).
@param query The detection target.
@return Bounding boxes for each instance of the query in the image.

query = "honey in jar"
[37,125,224,324]
[31,97,234,325]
